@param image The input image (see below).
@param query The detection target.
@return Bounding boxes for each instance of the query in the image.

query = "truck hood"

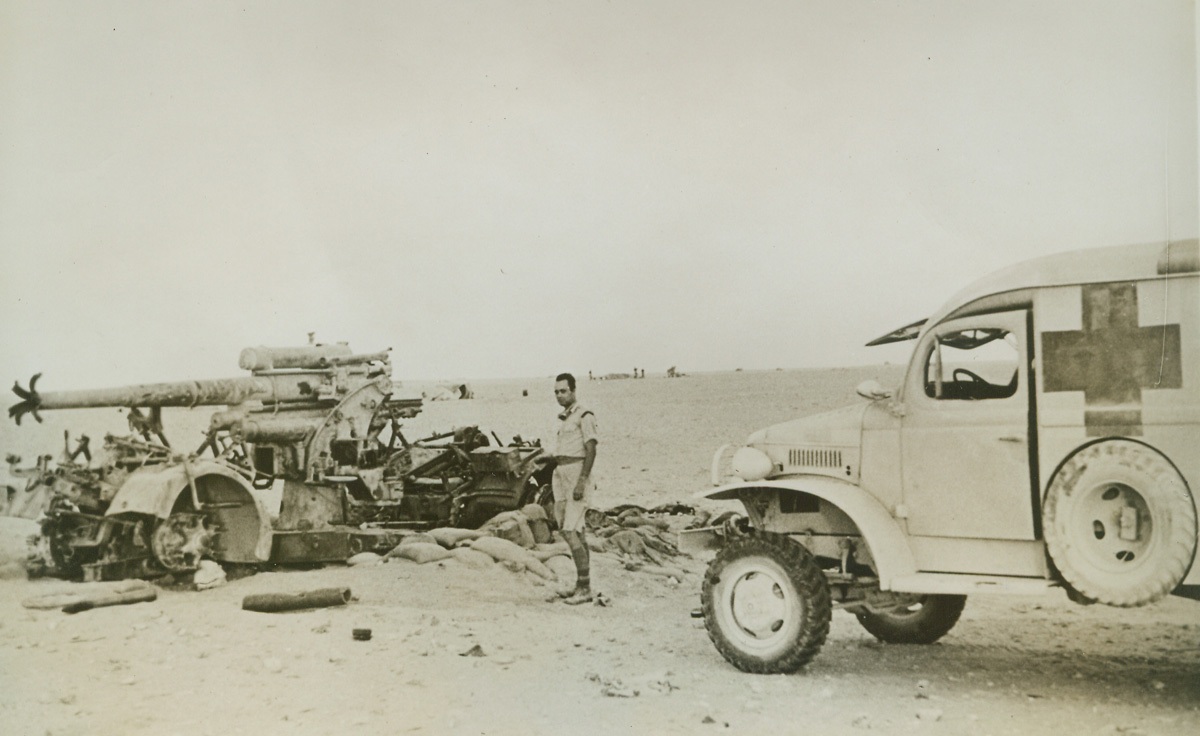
[747,403,868,482]
[749,403,868,447]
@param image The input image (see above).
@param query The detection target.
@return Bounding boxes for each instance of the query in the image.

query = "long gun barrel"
[9,345,393,425]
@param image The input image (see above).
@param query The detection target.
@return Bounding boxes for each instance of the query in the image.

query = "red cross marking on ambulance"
[1040,282,1182,436]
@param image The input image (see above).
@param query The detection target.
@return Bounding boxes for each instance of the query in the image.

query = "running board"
[888,573,1060,596]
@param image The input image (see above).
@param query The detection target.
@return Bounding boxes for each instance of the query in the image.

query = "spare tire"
[1043,440,1196,607]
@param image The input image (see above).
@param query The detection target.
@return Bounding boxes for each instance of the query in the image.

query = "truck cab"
[693,239,1199,673]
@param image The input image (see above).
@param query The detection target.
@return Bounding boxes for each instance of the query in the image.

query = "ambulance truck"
[692,239,1199,673]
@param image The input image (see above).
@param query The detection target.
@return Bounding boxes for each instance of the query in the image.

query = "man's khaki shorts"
[551,462,594,533]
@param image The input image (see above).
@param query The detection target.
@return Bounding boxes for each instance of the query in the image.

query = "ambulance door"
[900,310,1037,540]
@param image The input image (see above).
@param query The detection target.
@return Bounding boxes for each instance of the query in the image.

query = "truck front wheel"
[701,531,831,674]
[853,594,966,644]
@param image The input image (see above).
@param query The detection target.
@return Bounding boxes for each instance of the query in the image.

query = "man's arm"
[574,439,597,500]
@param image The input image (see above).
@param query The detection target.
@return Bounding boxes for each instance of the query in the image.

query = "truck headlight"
[730,446,774,482]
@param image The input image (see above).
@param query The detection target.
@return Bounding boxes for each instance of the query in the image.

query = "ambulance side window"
[923,328,1020,401]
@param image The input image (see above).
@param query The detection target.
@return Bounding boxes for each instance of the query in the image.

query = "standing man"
[549,372,597,604]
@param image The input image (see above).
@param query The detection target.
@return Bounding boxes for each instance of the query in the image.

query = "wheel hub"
[730,569,789,640]
[1076,482,1153,571]
[151,513,214,572]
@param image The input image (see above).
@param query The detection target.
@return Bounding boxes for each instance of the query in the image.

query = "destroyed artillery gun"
[8,344,553,581]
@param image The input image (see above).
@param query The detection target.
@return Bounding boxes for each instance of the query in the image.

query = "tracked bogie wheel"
[854,594,967,644]
[701,531,831,674]
[1044,440,1197,607]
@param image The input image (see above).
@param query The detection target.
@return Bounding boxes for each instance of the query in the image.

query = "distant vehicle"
[688,239,1199,673]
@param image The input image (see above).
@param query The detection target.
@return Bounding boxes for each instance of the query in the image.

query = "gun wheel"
[1044,440,1196,607]
[701,531,831,674]
[151,513,214,573]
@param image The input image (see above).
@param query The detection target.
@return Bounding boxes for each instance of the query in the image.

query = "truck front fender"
[106,460,272,563]
[695,477,916,588]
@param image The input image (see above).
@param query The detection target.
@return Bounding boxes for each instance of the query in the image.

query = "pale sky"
[1,1,1196,390]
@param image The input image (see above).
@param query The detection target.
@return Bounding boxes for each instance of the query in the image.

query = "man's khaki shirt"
[554,402,598,459]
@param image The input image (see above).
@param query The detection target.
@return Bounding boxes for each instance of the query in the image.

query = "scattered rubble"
[370,503,696,595]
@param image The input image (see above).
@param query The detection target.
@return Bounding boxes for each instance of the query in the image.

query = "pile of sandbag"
[380,502,692,588]
[383,504,575,593]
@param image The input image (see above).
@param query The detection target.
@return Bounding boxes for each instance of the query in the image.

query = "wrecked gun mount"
[9,343,552,582]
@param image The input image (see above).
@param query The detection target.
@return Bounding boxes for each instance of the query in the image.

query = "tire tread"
[1044,441,1197,607]
[700,531,831,673]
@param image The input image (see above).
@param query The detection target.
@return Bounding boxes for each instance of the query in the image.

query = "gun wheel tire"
[1044,440,1196,607]
[854,594,966,644]
[151,513,214,573]
[701,531,831,674]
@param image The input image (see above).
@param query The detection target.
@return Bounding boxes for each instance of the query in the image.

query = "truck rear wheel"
[854,594,966,644]
[701,531,831,673]
[1044,440,1196,607]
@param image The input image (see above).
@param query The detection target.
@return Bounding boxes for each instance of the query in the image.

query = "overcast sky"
[1,1,1196,391]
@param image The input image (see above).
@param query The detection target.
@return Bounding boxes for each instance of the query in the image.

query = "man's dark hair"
[555,372,576,391]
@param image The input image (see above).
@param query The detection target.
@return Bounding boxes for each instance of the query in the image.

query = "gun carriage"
[8,344,551,581]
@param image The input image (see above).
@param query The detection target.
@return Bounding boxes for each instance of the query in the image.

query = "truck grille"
[788,448,843,468]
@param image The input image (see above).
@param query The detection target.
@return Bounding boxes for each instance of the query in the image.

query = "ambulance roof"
[868,239,1198,346]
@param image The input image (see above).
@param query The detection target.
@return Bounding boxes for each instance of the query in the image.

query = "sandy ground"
[1,368,1198,735]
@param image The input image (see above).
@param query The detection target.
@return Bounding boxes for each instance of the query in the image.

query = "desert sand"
[1,367,1197,736]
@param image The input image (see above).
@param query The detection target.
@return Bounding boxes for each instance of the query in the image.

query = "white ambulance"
[693,239,1199,673]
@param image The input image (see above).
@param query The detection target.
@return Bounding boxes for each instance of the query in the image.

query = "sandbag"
[347,552,383,567]
[480,510,522,527]
[531,541,571,561]
[521,555,554,581]
[519,505,552,543]
[398,532,438,547]
[194,560,227,590]
[543,554,577,589]
[449,547,495,570]
[494,518,535,548]
[481,511,536,549]
[429,527,485,549]
[388,542,451,564]
[520,504,549,522]
[470,536,555,580]
[528,519,552,544]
